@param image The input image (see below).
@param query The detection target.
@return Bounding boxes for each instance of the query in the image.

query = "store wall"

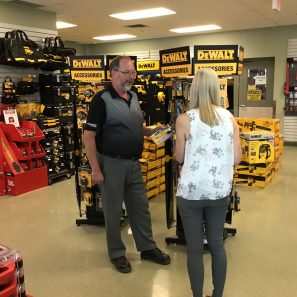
[63,41,87,55]
[0,2,56,30]
[0,2,86,55]
[89,25,297,121]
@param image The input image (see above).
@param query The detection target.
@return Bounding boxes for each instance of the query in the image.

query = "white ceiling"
[8,0,297,44]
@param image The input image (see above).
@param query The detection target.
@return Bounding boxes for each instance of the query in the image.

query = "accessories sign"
[193,45,244,76]
[69,55,105,82]
[159,46,191,78]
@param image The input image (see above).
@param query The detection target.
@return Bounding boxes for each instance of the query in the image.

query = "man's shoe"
[111,256,131,273]
[140,247,170,265]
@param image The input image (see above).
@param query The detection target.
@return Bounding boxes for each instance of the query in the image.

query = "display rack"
[71,82,106,226]
[37,117,72,185]
[163,77,241,246]
[73,81,128,226]
[0,120,48,195]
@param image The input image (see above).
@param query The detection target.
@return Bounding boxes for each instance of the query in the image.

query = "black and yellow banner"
[193,45,244,76]
[159,46,191,78]
[219,78,229,108]
[69,55,105,82]
[137,60,160,72]
[106,55,137,80]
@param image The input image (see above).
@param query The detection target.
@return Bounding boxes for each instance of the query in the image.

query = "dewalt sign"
[159,46,191,78]
[137,60,159,72]
[194,45,244,76]
[70,55,105,82]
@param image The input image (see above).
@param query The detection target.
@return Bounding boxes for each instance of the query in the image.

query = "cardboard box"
[240,132,275,164]
[146,167,164,180]
[235,161,274,176]
[236,117,280,135]
[147,187,159,199]
[233,170,274,188]
[159,183,166,192]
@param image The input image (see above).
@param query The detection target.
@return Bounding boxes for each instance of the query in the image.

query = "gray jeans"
[177,196,230,297]
[99,155,156,259]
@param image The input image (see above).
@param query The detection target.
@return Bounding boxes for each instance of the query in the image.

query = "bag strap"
[12,30,30,43]
[3,76,12,83]
[4,31,13,39]
[54,36,65,49]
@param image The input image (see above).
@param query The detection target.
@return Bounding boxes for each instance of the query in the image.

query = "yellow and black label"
[72,59,103,68]
[70,55,105,82]
[195,63,238,76]
[161,64,191,78]
[247,89,262,101]
[71,70,105,83]
[159,46,191,78]
[137,60,159,71]
[162,51,189,64]
[193,45,244,76]
[219,78,229,108]
[197,49,235,61]
[23,46,34,55]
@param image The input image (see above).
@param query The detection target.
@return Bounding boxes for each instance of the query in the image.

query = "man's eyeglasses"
[114,69,137,76]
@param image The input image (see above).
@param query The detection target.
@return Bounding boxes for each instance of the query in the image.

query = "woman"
[175,68,242,297]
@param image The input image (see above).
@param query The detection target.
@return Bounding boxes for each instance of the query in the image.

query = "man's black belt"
[101,153,140,161]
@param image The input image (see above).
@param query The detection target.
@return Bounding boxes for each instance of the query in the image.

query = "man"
[84,56,170,273]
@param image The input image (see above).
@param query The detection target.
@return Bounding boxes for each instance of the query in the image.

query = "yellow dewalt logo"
[139,63,155,69]
[197,50,235,61]
[137,60,159,71]
[162,51,188,64]
[24,46,33,55]
[73,59,102,68]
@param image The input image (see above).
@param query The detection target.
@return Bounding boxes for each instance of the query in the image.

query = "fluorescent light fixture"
[170,24,221,33]
[93,34,136,41]
[56,21,77,29]
[109,7,176,20]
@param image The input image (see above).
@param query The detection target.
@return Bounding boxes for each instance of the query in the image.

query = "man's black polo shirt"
[85,85,144,158]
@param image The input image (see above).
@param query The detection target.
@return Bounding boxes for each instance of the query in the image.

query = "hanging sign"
[219,78,229,108]
[106,55,137,80]
[193,45,244,76]
[137,60,160,72]
[247,88,262,101]
[159,46,191,78]
[69,55,105,82]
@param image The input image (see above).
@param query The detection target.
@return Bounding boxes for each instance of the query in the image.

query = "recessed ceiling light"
[170,24,221,33]
[93,34,137,41]
[109,7,176,20]
[56,21,77,29]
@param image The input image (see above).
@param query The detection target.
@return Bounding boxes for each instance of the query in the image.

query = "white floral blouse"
[176,107,234,200]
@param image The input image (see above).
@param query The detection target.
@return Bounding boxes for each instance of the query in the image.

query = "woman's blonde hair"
[189,68,220,127]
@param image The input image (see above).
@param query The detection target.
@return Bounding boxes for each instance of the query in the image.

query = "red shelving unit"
[0,121,48,196]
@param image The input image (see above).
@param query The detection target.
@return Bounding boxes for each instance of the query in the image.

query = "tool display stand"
[37,117,72,185]
[164,77,240,247]
[0,244,32,297]
[165,188,240,248]
[61,123,75,175]
[0,121,48,195]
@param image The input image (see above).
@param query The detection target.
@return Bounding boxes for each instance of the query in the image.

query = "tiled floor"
[0,146,296,297]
